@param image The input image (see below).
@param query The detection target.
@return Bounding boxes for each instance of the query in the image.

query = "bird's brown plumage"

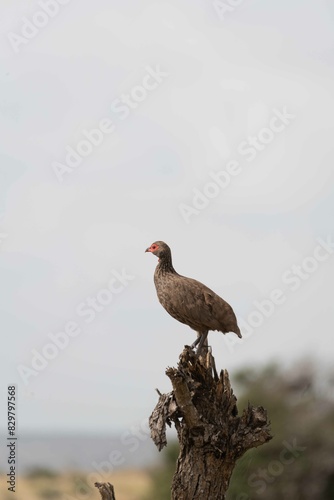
[145,241,241,346]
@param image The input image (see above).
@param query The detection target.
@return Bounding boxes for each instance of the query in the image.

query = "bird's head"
[145,241,171,260]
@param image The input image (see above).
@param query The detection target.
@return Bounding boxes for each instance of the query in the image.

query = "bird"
[145,241,242,352]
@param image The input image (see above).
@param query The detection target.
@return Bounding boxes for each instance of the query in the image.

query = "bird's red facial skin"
[145,243,159,253]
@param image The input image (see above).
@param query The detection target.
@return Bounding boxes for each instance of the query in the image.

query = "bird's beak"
[145,247,151,253]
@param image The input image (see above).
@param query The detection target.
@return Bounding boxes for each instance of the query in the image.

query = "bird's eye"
[152,245,156,250]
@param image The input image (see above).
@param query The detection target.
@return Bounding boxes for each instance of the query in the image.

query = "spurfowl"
[145,241,241,351]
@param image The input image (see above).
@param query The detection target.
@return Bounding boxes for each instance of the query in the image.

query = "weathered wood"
[94,482,116,500]
[150,390,179,451]
[149,346,272,500]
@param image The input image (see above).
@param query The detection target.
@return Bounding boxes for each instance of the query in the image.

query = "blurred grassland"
[0,469,152,500]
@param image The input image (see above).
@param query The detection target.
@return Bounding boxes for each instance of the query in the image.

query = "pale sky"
[0,0,333,434]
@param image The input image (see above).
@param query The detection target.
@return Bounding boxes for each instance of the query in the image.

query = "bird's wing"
[167,277,222,329]
[176,276,241,335]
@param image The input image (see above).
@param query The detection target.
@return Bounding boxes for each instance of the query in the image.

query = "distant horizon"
[0,432,161,473]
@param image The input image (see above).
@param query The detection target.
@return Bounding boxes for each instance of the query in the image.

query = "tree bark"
[149,346,272,500]
[94,482,116,500]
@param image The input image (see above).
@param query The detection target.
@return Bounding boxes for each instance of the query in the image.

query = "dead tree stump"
[149,346,272,500]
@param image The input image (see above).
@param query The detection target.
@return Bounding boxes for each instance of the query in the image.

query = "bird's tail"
[234,324,242,338]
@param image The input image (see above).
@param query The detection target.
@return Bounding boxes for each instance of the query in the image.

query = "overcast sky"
[0,0,333,434]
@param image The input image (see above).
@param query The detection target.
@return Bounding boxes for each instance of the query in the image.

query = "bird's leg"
[190,333,201,349]
[196,331,209,353]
